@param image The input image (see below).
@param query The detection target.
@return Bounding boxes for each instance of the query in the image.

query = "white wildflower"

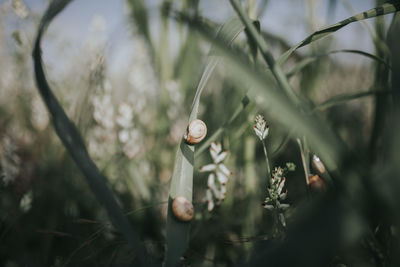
[262,166,293,227]
[88,126,116,159]
[116,102,133,128]
[92,94,114,129]
[200,142,232,212]
[253,114,269,141]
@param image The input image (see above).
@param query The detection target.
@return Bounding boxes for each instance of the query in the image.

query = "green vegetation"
[1,0,400,266]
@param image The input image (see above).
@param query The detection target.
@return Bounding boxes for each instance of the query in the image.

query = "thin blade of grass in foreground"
[286,49,391,79]
[278,1,400,65]
[164,18,245,267]
[32,1,154,265]
[313,89,393,112]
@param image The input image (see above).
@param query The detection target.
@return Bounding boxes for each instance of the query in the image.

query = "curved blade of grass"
[287,49,391,79]
[189,18,244,121]
[313,89,393,111]
[277,1,400,66]
[165,17,245,267]
[32,1,153,266]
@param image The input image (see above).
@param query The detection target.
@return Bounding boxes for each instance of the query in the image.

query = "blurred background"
[0,0,396,266]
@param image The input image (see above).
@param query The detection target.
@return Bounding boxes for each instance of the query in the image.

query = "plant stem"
[297,138,310,185]
[262,139,272,182]
[229,0,300,107]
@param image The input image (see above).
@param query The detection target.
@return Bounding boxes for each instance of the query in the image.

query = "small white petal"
[253,127,263,139]
[200,164,216,172]
[277,178,285,195]
[220,185,227,195]
[210,149,218,162]
[208,199,215,212]
[217,171,228,185]
[211,142,222,154]
[263,204,274,210]
[207,173,215,188]
[279,203,290,210]
[118,130,130,143]
[206,188,212,200]
[215,151,227,163]
[219,164,231,176]
[262,128,269,139]
[210,183,221,199]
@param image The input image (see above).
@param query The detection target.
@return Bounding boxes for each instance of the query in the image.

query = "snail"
[172,196,194,222]
[308,174,326,191]
[184,119,207,145]
[311,155,326,175]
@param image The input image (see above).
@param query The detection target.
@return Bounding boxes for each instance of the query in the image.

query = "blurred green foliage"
[1,0,400,266]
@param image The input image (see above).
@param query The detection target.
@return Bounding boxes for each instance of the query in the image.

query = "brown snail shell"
[184,119,207,145]
[172,196,194,222]
[308,174,326,191]
[311,155,326,175]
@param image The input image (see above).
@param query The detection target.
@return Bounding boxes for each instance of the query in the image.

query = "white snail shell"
[184,119,207,145]
[311,155,326,174]
[172,196,194,222]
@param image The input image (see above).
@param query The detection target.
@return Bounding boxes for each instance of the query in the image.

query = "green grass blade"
[287,49,391,79]
[32,1,154,265]
[278,1,400,65]
[314,90,393,111]
[229,0,301,107]
[189,18,244,121]
[165,17,245,266]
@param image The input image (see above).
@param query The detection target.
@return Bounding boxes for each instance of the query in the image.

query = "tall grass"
[0,0,399,266]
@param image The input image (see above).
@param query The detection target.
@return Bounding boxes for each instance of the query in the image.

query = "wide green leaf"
[164,17,245,267]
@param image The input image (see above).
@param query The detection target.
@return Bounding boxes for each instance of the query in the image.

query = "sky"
[1,0,386,76]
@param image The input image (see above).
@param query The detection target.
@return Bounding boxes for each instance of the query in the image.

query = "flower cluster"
[87,55,117,161]
[253,114,295,228]
[116,102,142,159]
[253,114,269,141]
[200,142,232,212]
[262,164,295,227]
[263,166,289,226]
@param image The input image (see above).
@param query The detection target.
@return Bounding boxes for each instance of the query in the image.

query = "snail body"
[184,119,207,144]
[172,196,194,222]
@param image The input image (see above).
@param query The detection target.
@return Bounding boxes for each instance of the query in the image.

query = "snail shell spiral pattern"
[184,119,207,145]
